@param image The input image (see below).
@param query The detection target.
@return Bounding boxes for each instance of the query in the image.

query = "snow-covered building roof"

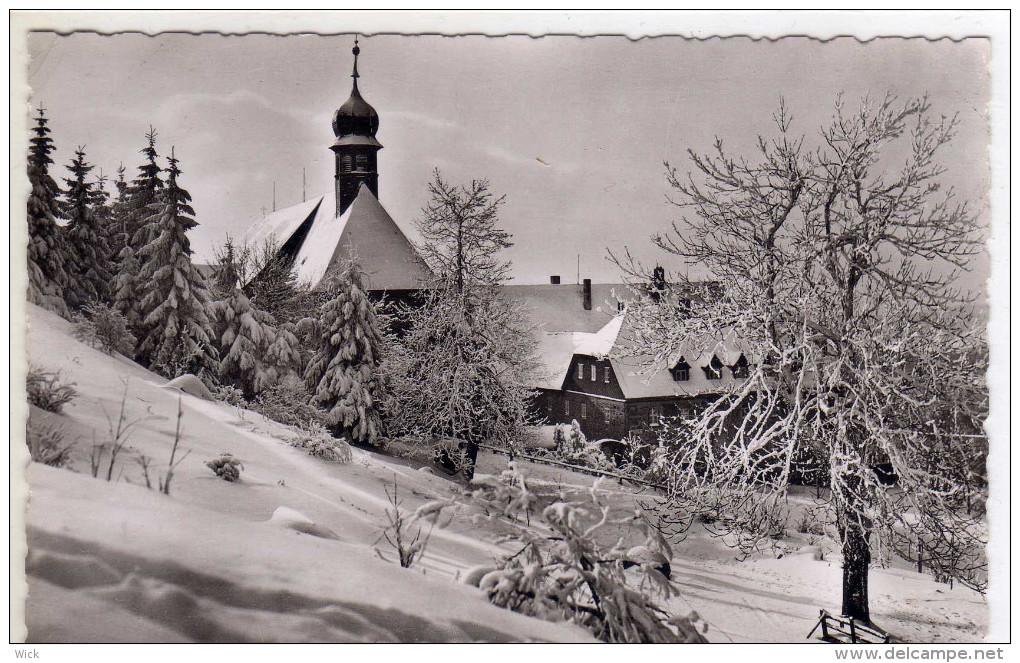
[504,283,631,333]
[240,184,431,291]
[534,310,750,400]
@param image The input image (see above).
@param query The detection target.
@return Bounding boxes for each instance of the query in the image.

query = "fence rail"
[476,443,667,491]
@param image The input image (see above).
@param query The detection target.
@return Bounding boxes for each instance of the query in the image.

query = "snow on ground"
[19,304,988,643]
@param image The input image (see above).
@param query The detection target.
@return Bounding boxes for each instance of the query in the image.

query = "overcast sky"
[26,33,990,292]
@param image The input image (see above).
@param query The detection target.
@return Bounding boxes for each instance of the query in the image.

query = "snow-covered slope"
[18,304,988,643]
[19,304,592,643]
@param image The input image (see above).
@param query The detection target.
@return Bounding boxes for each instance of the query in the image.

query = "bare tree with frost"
[384,170,538,479]
[613,95,988,623]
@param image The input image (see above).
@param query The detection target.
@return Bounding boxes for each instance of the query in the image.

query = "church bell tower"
[330,37,382,217]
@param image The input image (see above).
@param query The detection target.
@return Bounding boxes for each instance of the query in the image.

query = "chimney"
[550,275,561,285]
[582,278,592,311]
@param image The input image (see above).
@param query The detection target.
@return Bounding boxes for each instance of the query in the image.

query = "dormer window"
[731,354,749,379]
[669,357,691,382]
[703,355,723,380]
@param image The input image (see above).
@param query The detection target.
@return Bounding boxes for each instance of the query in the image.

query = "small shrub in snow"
[290,431,353,464]
[460,465,708,643]
[206,453,244,482]
[212,384,247,407]
[794,504,831,538]
[72,302,136,356]
[254,375,327,432]
[551,425,566,452]
[26,365,77,413]
[375,476,455,568]
[26,419,75,467]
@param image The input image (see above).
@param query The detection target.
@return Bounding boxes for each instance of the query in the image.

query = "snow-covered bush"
[26,365,77,413]
[26,418,75,467]
[551,425,566,452]
[212,384,247,407]
[460,466,708,643]
[253,375,326,432]
[72,302,136,356]
[206,453,243,482]
[290,430,353,464]
[794,504,831,538]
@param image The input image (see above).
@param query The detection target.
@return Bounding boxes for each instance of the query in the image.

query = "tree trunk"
[461,440,480,481]
[841,521,871,622]
[837,459,872,622]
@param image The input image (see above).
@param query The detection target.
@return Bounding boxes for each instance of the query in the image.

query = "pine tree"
[26,107,69,315]
[126,127,165,255]
[135,148,218,379]
[114,163,128,202]
[110,161,141,330]
[211,284,301,399]
[62,147,114,309]
[299,261,384,444]
[111,241,142,332]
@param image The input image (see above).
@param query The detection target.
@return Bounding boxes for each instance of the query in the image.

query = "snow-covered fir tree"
[62,147,114,309]
[212,283,301,399]
[26,107,69,315]
[110,161,141,331]
[299,260,384,444]
[126,127,165,255]
[134,148,218,379]
[113,162,128,201]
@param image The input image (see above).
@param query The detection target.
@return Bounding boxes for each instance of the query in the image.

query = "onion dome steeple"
[332,37,380,139]
[330,36,383,216]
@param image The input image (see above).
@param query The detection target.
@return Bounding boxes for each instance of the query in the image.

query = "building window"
[617,301,625,313]
[648,406,661,425]
[564,399,570,417]
[604,408,612,425]
[577,362,584,380]
[341,155,353,172]
[670,357,691,382]
[731,354,749,378]
[581,403,587,420]
[590,365,597,381]
[355,154,368,170]
[704,355,723,380]
[604,366,611,383]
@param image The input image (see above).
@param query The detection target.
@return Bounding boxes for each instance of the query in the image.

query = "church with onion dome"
[240,38,741,447]
[241,38,431,298]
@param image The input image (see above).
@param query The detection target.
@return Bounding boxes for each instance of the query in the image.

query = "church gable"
[286,184,431,291]
[321,184,432,291]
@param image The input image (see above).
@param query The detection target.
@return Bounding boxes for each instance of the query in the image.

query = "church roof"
[240,195,324,251]
[240,185,431,292]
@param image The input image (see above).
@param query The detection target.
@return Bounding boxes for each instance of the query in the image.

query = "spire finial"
[351,36,360,82]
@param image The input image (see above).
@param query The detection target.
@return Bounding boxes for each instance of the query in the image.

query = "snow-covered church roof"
[240,184,432,291]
